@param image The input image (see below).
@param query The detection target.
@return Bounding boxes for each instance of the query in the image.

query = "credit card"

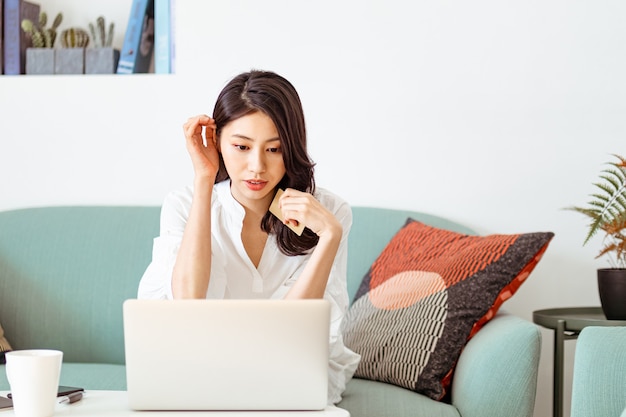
[269,189,305,236]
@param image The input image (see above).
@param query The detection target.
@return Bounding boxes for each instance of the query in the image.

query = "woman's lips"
[244,180,267,191]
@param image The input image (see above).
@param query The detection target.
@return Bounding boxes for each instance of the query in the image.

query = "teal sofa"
[570,326,626,417]
[0,206,541,417]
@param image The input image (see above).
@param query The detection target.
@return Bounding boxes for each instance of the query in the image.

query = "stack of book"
[116,0,175,74]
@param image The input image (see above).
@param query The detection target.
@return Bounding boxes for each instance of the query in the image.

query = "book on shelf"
[3,0,40,75]
[1,0,4,74]
[154,0,175,74]
[117,0,155,74]
[169,0,175,73]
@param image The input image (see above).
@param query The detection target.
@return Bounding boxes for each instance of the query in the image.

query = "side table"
[533,307,626,417]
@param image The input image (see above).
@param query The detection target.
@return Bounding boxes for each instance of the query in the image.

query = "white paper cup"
[5,349,63,417]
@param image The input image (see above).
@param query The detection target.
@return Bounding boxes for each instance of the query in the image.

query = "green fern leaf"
[567,154,626,255]
[590,194,610,205]
[599,174,621,193]
[594,183,616,199]
[604,168,626,184]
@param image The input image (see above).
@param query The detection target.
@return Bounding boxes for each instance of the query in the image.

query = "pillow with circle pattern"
[0,322,12,364]
[341,218,554,401]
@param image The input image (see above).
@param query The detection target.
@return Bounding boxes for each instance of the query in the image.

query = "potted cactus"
[85,16,119,74]
[55,27,90,74]
[566,153,626,319]
[21,11,62,75]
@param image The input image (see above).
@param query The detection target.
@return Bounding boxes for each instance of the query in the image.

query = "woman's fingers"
[183,115,220,179]
[278,189,337,236]
[183,115,216,144]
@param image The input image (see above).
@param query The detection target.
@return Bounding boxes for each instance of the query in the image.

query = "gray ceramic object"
[55,48,85,74]
[85,48,121,74]
[25,48,55,75]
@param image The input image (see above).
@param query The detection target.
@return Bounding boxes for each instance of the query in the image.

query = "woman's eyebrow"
[231,134,280,143]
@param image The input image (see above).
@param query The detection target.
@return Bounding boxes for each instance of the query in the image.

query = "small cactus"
[88,16,114,48]
[61,27,90,48]
[21,11,63,48]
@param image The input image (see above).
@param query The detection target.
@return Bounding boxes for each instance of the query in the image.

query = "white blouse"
[138,181,360,404]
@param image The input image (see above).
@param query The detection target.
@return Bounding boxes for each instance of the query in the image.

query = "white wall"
[2,1,625,416]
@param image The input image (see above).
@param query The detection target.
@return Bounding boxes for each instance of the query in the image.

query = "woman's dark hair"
[212,70,319,256]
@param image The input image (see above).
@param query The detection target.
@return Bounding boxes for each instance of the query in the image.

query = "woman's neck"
[229,183,275,221]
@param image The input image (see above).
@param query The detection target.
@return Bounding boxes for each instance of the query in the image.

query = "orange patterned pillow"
[341,219,553,401]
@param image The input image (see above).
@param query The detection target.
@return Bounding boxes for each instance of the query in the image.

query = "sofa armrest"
[451,312,541,417]
[570,326,626,417]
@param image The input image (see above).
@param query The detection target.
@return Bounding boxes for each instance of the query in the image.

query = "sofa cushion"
[341,218,553,401]
[59,363,128,390]
[0,363,127,391]
[0,322,11,365]
[338,378,460,417]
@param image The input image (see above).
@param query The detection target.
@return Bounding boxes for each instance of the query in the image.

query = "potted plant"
[56,27,90,74]
[85,16,119,74]
[567,153,626,320]
[21,11,62,75]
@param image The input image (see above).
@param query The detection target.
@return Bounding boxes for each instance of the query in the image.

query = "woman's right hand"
[172,115,217,299]
[183,115,220,181]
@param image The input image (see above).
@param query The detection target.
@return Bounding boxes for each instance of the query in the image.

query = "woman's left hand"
[279,189,344,299]
[277,189,342,239]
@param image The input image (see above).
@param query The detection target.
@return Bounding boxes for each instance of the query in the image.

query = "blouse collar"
[215,180,245,221]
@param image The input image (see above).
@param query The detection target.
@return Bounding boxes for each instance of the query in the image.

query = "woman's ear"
[214,130,220,152]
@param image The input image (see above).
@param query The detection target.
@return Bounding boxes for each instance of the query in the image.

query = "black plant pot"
[598,268,626,320]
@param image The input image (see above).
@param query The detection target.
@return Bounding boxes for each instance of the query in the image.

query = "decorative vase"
[25,48,55,75]
[55,48,85,74]
[597,268,626,320]
[85,48,121,74]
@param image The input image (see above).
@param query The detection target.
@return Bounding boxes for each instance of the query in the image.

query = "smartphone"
[7,385,84,399]
[0,396,12,409]
[57,386,84,396]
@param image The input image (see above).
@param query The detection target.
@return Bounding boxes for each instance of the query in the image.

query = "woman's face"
[219,111,286,210]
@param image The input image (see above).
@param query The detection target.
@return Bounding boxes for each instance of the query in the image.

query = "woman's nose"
[248,151,266,174]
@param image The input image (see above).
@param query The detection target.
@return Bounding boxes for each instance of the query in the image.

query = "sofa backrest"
[0,206,160,365]
[0,205,474,364]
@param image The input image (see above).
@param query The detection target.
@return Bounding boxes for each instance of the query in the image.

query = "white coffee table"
[0,391,350,416]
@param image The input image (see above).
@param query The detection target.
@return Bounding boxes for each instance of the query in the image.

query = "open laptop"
[122,299,330,411]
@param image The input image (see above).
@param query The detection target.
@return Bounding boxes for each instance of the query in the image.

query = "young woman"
[138,70,360,404]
